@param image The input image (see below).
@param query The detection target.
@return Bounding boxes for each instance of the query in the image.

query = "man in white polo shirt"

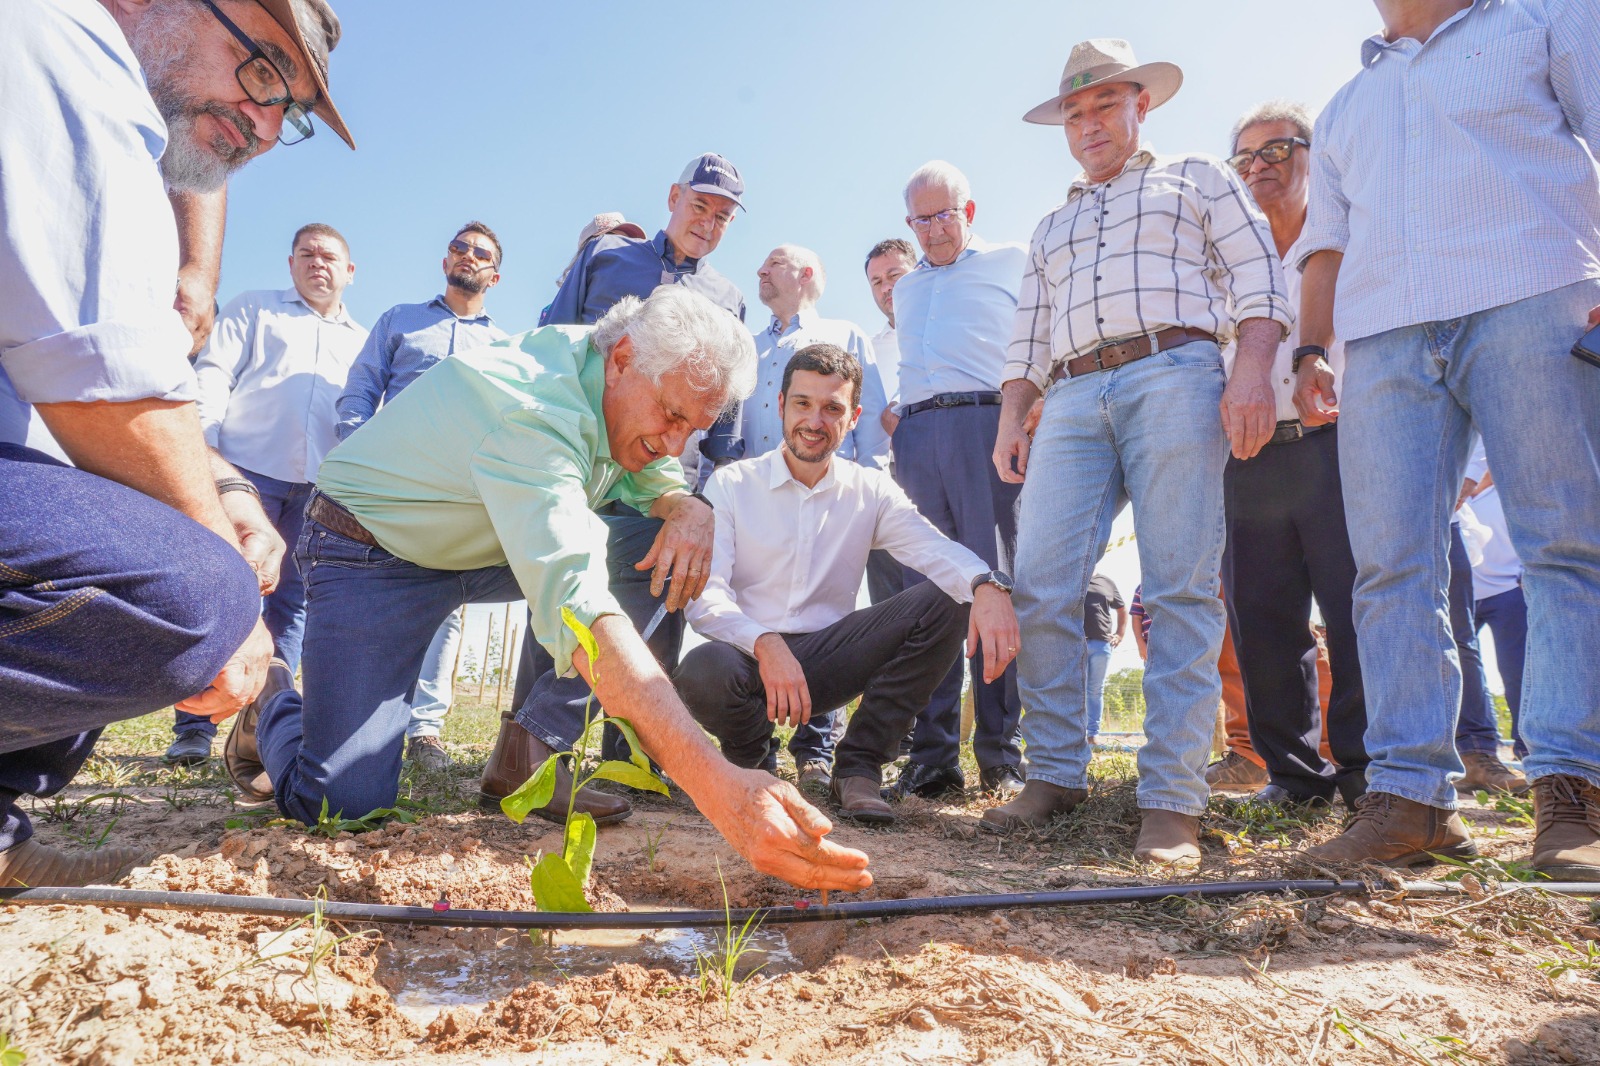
[675,343,1020,823]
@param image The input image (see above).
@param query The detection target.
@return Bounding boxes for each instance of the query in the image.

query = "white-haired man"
[223,286,875,893]
[741,245,891,791]
[886,161,1030,803]
[987,40,1292,866]
[1298,0,1600,877]
[0,0,351,888]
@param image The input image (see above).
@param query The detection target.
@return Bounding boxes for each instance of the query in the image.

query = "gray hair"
[903,160,972,211]
[592,287,756,416]
[1229,100,1313,154]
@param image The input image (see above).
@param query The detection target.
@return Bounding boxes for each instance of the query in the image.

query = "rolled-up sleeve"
[1200,165,1294,336]
[1003,217,1058,393]
[682,468,770,654]
[471,417,624,677]
[192,294,257,446]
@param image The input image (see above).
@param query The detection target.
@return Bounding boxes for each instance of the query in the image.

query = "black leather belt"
[1267,420,1335,445]
[1054,327,1217,381]
[306,490,379,547]
[899,391,1002,418]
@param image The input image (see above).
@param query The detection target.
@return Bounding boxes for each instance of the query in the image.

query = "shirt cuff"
[551,594,625,678]
[2,313,196,407]
[1002,357,1052,393]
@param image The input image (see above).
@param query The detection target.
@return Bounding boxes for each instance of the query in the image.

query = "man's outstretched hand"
[696,768,873,892]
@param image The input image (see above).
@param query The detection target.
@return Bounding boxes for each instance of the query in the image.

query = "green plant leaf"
[563,811,597,887]
[499,758,560,824]
[591,759,669,795]
[527,851,593,912]
[605,716,652,771]
[562,607,601,677]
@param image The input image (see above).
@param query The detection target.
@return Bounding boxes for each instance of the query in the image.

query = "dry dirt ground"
[3,712,1599,1066]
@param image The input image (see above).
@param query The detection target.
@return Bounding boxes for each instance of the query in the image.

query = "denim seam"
[0,560,41,584]
[0,587,104,640]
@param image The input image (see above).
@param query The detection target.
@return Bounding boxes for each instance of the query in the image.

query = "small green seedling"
[692,859,768,1018]
[502,609,668,912]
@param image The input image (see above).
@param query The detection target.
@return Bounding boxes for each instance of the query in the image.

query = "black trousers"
[672,582,966,786]
[1221,425,1368,801]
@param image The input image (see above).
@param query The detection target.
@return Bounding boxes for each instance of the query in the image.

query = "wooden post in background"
[477,612,493,701]
[494,604,512,709]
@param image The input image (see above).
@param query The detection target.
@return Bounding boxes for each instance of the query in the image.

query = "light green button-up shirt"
[317,325,686,674]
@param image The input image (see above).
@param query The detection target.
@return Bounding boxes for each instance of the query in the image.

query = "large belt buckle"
[933,393,963,409]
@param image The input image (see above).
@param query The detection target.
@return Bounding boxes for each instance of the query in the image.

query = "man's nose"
[663,425,692,456]
[239,99,284,145]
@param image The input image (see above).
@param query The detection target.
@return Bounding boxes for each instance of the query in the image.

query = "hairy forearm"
[999,378,1042,428]
[33,398,237,547]
[1233,317,1282,375]
[1299,250,1343,350]
[169,187,226,288]
[649,489,689,520]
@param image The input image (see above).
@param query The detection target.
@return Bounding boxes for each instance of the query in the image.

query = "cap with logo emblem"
[677,152,746,212]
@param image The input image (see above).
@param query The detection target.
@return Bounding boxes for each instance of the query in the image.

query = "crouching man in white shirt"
[677,344,1021,823]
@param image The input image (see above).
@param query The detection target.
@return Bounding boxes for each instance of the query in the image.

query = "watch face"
[992,570,1014,593]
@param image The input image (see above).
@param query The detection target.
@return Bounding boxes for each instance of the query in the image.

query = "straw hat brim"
[1022,62,1183,125]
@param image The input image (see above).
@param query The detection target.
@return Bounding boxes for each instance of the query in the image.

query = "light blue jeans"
[406,611,462,739]
[1015,340,1229,815]
[1341,279,1600,808]
[1084,639,1113,739]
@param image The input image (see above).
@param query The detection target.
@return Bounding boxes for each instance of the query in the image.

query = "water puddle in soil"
[376,919,800,1028]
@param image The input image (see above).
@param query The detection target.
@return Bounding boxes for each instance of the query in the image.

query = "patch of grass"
[692,860,768,1019]
[0,1031,26,1066]
[1475,789,1535,828]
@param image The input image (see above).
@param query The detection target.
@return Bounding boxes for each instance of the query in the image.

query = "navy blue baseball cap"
[677,152,746,211]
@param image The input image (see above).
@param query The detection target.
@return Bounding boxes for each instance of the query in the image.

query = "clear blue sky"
[219,0,1382,334]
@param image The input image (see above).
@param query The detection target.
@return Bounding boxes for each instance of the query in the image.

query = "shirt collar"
[764,444,838,493]
[766,307,817,336]
[427,293,495,324]
[652,230,702,273]
[917,234,991,271]
[281,287,356,327]
[1069,145,1157,196]
[1361,3,1475,65]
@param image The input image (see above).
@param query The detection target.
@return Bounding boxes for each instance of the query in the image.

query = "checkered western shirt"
[1004,147,1292,392]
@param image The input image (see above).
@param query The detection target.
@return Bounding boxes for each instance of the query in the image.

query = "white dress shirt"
[893,236,1028,406]
[872,323,901,406]
[0,0,195,446]
[1223,233,1345,424]
[194,289,369,483]
[1300,0,1600,341]
[686,447,988,655]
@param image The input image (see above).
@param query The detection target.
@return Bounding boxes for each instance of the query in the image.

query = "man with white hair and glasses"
[885,160,1029,803]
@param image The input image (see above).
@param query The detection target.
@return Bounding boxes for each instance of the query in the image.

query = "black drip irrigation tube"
[5,879,1600,930]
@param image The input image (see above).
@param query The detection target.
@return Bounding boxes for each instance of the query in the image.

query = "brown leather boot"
[1134,810,1202,868]
[831,775,895,825]
[223,657,295,802]
[978,781,1087,835]
[477,713,631,826]
[1456,750,1529,795]
[1302,791,1476,867]
[1531,775,1600,881]
[0,838,147,888]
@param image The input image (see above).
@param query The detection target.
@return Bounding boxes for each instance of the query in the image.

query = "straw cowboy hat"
[1023,38,1183,125]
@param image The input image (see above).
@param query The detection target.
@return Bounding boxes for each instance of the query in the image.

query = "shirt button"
[1095,276,1102,282]
[1099,242,1106,248]
[1097,317,1105,324]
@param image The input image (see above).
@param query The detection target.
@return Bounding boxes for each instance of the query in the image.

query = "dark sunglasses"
[200,0,315,145]
[448,239,497,265]
[1227,137,1309,175]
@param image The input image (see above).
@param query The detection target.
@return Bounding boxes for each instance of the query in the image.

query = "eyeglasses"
[448,239,496,265]
[1227,137,1309,175]
[907,205,967,232]
[200,0,316,146]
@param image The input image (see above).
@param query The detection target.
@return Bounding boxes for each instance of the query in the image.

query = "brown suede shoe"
[0,838,147,888]
[223,657,295,803]
[831,775,895,825]
[978,781,1087,835]
[1134,810,1202,868]
[1531,775,1600,881]
[1302,791,1477,867]
[1456,750,1529,795]
[477,713,632,826]
[1205,750,1268,791]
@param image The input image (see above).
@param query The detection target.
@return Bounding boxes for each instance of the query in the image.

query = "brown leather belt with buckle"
[307,490,379,547]
[1054,327,1217,381]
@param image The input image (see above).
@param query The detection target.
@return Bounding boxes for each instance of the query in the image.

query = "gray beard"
[129,8,257,192]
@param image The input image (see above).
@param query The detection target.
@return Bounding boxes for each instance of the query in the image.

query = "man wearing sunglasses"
[0,0,350,888]
[333,223,509,773]
[1213,102,1370,814]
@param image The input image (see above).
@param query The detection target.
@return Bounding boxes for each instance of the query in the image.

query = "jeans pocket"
[1157,341,1224,372]
[303,523,409,570]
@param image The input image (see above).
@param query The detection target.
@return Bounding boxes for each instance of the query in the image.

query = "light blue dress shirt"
[893,237,1029,407]
[0,0,195,447]
[1301,0,1600,342]
[740,310,890,469]
[334,296,507,440]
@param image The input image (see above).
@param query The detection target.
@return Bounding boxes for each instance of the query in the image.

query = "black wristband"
[215,476,260,501]
[1291,345,1328,374]
[689,491,713,511]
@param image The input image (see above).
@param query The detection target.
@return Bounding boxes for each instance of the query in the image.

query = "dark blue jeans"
[258,518,525,824]
[174,467,311,741]
[1450,524,1503,756]
[1476,585,1528,758]
[892,402,1022,772]
[0,444,259,850]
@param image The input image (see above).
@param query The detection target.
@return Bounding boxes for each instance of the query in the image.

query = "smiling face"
[288,233,352,305]
[601,335,724,472]
[664,186,737,262]
[780,369,859,465]
[1061,82,1149,184]
[126,0,321,191]
[866,250,914,325]
[1234,119,1310,216]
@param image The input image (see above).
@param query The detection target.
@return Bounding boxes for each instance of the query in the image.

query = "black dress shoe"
[1245,783,1331,810]
[979,764,1026,798]
[884,761,966,801]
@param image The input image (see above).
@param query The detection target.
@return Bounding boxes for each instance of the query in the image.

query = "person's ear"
[963,200,977,224]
